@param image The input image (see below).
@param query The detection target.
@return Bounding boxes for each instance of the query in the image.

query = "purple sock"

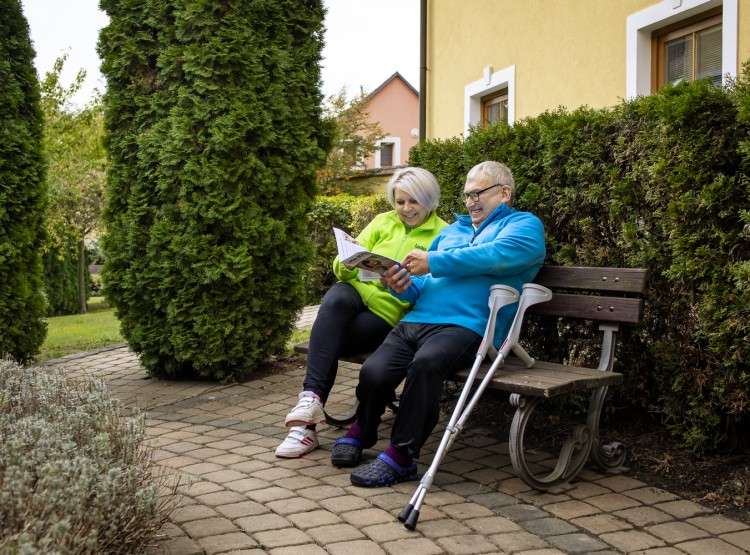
[344,420,363,441]
[384,443,412,467]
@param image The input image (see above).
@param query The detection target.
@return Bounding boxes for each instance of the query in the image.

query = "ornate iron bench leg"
[324,395,400,427]
[508,393,593,490]
[587,385,626,469]
[324,402,358,427]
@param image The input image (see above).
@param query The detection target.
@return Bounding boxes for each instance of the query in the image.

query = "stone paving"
[42,306,750,555]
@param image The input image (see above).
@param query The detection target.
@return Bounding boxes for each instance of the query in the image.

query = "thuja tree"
[99,1,329,380]
[0,0,48,362]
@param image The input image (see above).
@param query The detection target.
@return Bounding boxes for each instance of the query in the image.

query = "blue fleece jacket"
[393,203,546,346]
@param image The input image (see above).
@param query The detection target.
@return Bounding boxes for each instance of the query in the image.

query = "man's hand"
[401,250,430,276]
[380,264,413,293]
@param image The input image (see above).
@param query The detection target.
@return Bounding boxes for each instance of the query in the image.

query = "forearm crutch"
[398,282,553,530]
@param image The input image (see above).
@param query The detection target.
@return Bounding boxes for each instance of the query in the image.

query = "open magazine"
[333,227,400,282]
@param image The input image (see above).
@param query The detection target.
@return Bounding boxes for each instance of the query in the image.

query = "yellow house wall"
[427,0,749,140]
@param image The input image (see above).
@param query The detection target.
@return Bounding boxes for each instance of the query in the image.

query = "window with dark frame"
[380,143,394,167]
[653,9,722,90]
[481,89,509,126]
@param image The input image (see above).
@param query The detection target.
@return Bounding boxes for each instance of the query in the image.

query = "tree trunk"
[78,239,87,314]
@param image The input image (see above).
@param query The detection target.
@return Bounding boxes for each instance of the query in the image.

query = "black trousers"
[355,322,482,459]
[303,282,392,404]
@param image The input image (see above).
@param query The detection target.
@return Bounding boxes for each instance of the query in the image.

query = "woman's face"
[394,187,429,228]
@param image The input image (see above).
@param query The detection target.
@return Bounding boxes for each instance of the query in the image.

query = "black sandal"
[331,438,362,468]
[350,452,418,488]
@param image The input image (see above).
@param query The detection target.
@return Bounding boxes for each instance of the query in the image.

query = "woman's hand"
[380,264,412,293]
[401,250,430,276]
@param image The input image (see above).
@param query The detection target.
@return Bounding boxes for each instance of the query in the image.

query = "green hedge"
[410,68,750,453]
[43,241,91,316]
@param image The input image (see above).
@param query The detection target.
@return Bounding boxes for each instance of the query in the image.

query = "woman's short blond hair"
[386,167,441,212]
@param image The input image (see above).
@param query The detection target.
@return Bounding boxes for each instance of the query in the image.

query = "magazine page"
[333,227,399,280]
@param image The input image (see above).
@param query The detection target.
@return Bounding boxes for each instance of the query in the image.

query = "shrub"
[99,0,329,380]
[43,241,84,316]
[0,0,48,362]
[0,360,176,553]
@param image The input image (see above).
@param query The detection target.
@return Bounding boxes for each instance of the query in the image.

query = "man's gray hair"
[467,161,515,206]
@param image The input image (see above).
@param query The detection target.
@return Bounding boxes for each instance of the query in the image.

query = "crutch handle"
[478,285,519,360]
[505,283,552,346]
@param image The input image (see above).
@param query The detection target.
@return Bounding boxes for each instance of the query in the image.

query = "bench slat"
[454,358,623,398]
[527,294,644,324]
[295,342,622,399]
[534,266,649,294]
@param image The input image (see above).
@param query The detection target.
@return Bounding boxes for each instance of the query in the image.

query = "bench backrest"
[529,266,649,324]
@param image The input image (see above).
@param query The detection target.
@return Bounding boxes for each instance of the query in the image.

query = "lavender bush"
[0,361,176,553]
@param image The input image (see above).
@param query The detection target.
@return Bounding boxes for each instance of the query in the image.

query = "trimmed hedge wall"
[410,69,750,453]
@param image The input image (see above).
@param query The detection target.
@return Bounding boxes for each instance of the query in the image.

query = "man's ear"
[500,185,513,206]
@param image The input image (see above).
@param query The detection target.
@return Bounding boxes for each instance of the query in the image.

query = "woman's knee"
[320,282,360,312]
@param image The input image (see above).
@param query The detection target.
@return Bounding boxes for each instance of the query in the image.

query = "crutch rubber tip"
[397,504,413,523]
[404,509,420,531]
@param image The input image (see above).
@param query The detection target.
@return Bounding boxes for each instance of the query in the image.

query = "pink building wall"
[363,73,419,169]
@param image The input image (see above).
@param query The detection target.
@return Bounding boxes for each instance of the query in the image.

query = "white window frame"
[375,137,401,168]
[626,0,737,99]
[464,65,515,136]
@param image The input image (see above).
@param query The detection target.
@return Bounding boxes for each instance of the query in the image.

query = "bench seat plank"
[294,342,622,398]
[454,358,623,398]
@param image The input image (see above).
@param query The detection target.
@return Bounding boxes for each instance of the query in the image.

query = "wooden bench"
[294,265,649,490]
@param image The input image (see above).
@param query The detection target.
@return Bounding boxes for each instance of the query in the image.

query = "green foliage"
[99,0,329,381]
[304,193,390,303]
[409,74,750,453]
[43,242,81,316]
[40,54,107,315]
[0,360,175,552]
[0,0,48,362]
[408,136,467,219]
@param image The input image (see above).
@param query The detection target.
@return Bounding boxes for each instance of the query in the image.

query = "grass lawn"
[36,298,311,363]
[37,297,124,362]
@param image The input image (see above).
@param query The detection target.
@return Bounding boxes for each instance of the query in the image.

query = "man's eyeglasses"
[460,183,501,203]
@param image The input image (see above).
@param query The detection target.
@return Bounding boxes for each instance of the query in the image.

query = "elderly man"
[330,161,547,487]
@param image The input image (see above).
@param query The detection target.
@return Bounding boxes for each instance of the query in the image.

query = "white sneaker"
[284,393,325,427]
[275,426,319,458]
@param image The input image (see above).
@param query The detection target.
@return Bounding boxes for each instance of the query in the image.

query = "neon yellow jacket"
[333,210,448,326]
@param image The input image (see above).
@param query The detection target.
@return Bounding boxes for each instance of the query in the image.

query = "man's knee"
[358,360,389,390]
[410,353,451,381]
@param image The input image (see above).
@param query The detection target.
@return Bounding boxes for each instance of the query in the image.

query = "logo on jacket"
[414,245,427,251]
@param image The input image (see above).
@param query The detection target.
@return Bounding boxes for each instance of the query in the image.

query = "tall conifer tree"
[99,0,329,379]
[0,0,48,361]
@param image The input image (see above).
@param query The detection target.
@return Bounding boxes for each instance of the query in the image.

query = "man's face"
[462,174,511,227]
